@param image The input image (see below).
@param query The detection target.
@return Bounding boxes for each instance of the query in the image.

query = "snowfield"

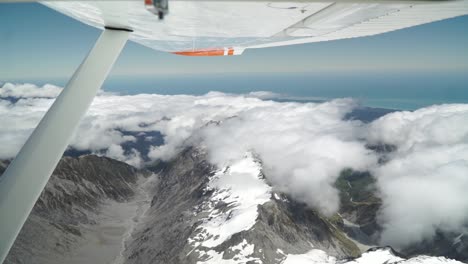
[283,248,463,264]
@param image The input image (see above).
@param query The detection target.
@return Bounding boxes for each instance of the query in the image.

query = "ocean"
[4,71,468,110]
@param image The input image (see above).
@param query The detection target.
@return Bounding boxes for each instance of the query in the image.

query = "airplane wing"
[2,1,468,262]
[42,0,468,56]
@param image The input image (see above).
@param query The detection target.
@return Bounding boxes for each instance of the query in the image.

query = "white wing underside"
[42,0,468,54]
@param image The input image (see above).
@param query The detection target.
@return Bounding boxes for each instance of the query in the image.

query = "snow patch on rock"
[345,248,403,263]
[282,248,463,264]
[282,249,336,264]
[197,239,261,264]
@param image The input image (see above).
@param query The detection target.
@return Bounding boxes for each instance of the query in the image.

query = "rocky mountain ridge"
[2,155,152,264]
[1,150,466,264]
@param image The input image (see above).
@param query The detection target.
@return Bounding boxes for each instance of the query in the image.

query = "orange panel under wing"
[173,48,239,57]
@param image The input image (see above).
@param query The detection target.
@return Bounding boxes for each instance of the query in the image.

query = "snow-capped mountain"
[1,150,465,264]
[124,147,366,264]
[189,152,272,263]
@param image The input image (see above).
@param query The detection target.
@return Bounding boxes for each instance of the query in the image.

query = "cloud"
[194,98,376,215]
[147,95,377,215]
[0,83,375,216]
[0,94,56,159]
[1,82,468,248]
[105,144,143,168]
[0,83,62,98]
[245,91,281,100]
[367,105,468,247]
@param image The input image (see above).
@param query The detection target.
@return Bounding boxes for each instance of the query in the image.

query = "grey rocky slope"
[1,149,361,264]
[124,147,360,264]
[1,148,466,264]
[2,155,151,264]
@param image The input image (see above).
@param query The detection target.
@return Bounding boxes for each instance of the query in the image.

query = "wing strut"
[0,28,130,263]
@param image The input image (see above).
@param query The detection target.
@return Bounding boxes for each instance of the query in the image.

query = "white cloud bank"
[1,82,468,248]
[367,105,468,247]
[190,97,375,215]
[0,83,62,98]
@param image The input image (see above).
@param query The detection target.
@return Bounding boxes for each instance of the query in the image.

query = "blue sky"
[1,3,468,109]
[2,3,468,79]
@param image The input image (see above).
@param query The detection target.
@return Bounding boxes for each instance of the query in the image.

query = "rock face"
[334,169,382,246]
[124,147,214,264]
[0,160,9,176]
[2,155,151,264]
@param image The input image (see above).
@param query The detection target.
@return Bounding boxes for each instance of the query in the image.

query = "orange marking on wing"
[173,48,233,57]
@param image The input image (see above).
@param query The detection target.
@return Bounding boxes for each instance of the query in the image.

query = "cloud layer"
[367,105,468,247]
[192,98,375,215]
[1,82,468,248]
[0,83,62,98]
